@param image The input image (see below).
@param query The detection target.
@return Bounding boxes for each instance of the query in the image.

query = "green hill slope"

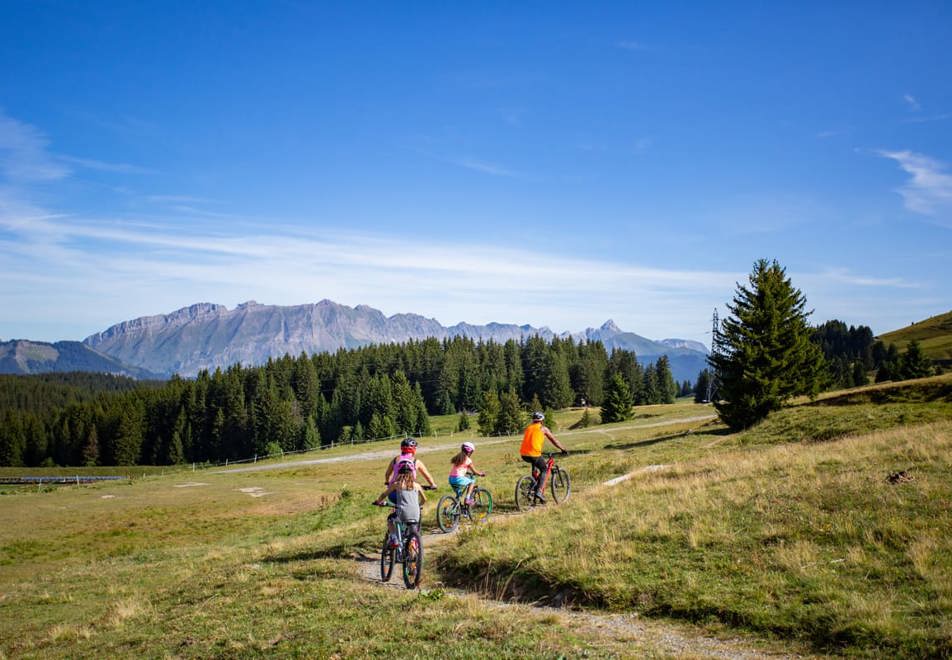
[878,310,952,360]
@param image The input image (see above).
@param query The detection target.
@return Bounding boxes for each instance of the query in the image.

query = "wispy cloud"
[816,130,839,139]
[451,157,522,178]
[0,109,70,182]
[616,40,647,51]
[877,150,952,222]
[901,112,952,124]
[819,268,918,289]
[147,194,221,205]
[58,155,154,175]
[903,93,921,111]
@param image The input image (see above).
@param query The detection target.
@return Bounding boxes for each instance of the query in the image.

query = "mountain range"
[0,340,159,379]
[79,299,709,382]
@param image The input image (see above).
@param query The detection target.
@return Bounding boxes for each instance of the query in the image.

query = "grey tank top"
[394,488,421,523]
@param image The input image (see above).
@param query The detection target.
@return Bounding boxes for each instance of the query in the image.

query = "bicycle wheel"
[514,475,536,511]
[469,487,493,523]
[550,467,571,503]
[436,495,461,533]
[402,531,423,589]
[379,534,395,582]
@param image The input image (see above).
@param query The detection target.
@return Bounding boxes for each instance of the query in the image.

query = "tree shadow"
[605,428,729,451]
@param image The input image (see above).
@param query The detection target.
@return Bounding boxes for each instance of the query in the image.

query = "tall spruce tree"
[477,390,500,436]
[694,369,712,403]
[901,340,933,379]
[709,259,825,429]
[495,389,524,435]
[601,373,633,423]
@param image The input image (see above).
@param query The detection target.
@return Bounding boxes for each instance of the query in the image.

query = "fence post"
[254,454,257,463]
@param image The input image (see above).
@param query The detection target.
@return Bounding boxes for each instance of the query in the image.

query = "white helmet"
[531,411,544,421]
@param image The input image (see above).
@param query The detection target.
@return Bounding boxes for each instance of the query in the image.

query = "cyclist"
[374,463,427,544]
[448,441,485,506]
[384,437,437,492]
[519,411,567,503]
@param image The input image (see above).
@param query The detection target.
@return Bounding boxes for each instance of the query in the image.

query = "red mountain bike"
[514,452,571,511]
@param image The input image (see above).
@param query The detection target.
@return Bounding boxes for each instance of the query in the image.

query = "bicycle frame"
[530,454,557,490]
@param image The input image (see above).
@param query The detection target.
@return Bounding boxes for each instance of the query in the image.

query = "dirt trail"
[353,466,804,659]
[213,414,716,475]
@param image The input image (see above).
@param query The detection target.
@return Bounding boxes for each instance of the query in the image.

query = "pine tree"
[641,364,660,405]
[901,340,933,379]
[694,369,712,403]
[477,390,500,436]
[528,393,543,415]
[299,416,321,450]
[851,361,869,387]
[601,373,633,423]
[656,356,678,403]
[82,425,100,466]
[456,412,471,432]
[495,389,524,435]
[709,259,826,430]
[0,411,25,467]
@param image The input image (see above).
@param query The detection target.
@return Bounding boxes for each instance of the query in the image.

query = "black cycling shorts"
[521,454,547,476]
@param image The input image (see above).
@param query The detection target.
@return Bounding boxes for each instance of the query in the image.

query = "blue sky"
[1,2,950,345]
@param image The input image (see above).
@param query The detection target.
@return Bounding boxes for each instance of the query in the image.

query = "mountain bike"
[436,474,493,533]
[374,501,424,589]
[515,452,571,511]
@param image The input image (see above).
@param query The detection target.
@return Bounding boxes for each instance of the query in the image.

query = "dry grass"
[440,419,952,656]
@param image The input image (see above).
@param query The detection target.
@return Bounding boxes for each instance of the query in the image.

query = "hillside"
[878,310,952,361]
[83,300,708,380]
[0,340,159,379]
[2,378,949,657]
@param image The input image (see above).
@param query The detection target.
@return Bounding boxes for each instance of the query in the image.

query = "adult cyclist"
[519,412,567,503]
[384,437,437,490]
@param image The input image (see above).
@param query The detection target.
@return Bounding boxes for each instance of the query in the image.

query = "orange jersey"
[520,422,544,457]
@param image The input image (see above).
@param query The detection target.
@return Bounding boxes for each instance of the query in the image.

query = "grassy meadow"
[879,310,952,360]
[1,378,950,657]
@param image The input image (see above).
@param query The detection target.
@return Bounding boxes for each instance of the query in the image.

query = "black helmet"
[400,437,418,450]
[531,411,544,421]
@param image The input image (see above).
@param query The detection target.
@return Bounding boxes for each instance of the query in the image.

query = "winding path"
[212,414,716,474]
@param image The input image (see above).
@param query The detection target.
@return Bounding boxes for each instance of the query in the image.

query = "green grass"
[4,382,949,657]
[0,401,724,658]
[879,309,952,360]
[438,381,952,657]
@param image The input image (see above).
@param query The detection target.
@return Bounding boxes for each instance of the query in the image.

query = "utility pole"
[708,308,719,403]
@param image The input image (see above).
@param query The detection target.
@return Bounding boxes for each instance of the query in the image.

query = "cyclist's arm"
[415,483,427,505]
[415,459,437,487]
[468,461,486,477]
[543,427,567,453]
[384,458,395,485]
[374,483,396,504]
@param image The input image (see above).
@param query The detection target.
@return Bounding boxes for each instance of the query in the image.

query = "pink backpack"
[390,452,417,483]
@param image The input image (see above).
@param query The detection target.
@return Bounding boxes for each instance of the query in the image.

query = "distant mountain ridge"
[0,339,159,378]
[83,299,709,382]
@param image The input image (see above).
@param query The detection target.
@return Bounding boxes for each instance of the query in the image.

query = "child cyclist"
[448,442,485,505]
[374,463,427,544]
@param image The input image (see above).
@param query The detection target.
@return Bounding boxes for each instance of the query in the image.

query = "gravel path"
[212,414,716,474]
[352,466,803,659]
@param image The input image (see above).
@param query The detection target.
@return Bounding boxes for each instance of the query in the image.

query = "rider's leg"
[533,456,549,498]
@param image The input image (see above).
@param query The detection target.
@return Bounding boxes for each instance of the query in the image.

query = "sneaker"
[464,497,475,506]
[534,491,546,504]
[388,534,399,548]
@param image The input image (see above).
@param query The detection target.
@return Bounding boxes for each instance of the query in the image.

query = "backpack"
[391,452,417,480]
